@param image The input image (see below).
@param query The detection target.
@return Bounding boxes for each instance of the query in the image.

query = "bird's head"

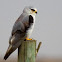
[23,6,37,16]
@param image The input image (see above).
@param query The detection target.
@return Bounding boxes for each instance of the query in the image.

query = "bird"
[4,6,37,60]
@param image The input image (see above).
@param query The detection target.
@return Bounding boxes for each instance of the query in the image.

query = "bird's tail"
[4,45,14,60]
[4,31,24,60]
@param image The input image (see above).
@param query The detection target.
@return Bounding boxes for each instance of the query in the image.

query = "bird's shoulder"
[11,14,35,36]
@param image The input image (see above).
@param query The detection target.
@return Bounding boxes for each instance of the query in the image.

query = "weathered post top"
[18,40,36,62]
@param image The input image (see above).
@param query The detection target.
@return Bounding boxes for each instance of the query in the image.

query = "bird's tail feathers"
[4,33,23,60]
[4,45,14,60]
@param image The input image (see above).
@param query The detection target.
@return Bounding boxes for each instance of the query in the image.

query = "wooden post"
[18,40,36,62]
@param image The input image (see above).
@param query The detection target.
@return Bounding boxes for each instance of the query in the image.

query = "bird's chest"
[26,23,34,37]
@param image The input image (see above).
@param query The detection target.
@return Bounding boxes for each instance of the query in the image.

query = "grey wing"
[10,15,30,45]
[12,14,29,35]
[12,21,25,36]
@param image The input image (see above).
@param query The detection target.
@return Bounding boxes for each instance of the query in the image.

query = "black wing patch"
[29,15,34,25]
[25,15,34,32]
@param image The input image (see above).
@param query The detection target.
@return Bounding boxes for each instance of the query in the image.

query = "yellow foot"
[26,38,32,40]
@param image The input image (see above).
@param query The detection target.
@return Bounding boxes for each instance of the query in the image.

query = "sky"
[0,0,62,58]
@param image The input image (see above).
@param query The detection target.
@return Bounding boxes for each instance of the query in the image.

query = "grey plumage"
[4,6,37,60]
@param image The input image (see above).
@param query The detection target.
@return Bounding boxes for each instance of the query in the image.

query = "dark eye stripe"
[31,9,35,11]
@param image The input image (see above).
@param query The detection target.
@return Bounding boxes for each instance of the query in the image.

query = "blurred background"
[0,0,62,62]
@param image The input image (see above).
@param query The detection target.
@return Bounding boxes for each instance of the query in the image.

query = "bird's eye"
[31,9,35,11]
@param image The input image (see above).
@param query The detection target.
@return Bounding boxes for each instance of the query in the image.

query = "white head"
[23,6,37,16]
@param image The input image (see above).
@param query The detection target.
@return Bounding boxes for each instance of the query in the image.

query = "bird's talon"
[26,38,32,40]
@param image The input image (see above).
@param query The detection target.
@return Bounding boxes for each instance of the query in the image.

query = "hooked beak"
[35,11,37,14]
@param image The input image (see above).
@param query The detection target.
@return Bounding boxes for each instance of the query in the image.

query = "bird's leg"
[26,37,32,40]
